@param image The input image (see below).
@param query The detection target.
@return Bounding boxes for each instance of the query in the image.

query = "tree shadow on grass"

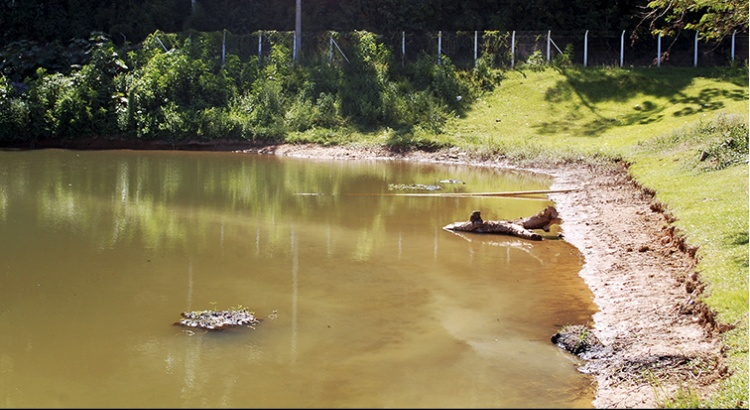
[533,67,748,138]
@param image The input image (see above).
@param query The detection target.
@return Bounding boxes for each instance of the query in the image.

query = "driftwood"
[442,206,562,241]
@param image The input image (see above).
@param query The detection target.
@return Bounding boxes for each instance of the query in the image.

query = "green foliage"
[523,50,547,71]
[195,106,240,140]
[469,55,504,92]
[0,27,747,408]
[339,31,392,128]
[697,115,749,170]
[0,39,70,82]
[553,44,575,68]
[118,39,237,139]
[640,0,749,42]
[642,112,749,171]
[0,76,30,141]
[480,31,509,67]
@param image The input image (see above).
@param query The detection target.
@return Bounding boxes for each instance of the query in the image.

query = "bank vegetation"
[0,30,747,408]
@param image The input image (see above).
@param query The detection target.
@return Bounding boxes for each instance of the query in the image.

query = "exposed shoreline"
[236,143,724,409]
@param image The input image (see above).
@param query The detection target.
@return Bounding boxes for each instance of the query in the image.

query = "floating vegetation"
[388,183,442,191]
[174,306,261,331]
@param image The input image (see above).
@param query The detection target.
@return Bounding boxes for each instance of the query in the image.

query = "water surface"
[0,149,597,408]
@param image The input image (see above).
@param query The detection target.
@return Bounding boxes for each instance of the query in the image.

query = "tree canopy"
[1,0,746,46]
[637,0,749,41]
[0,0,647,43]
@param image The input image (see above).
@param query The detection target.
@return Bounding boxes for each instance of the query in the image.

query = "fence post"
[620,30,625,67]
[258,32,262,62]
[402,31,405,67]
[222,29,226,66]
[694,31,699,67]
[155,35,168,52]
[293,34,297,63]
[657,33,661,67]
[438,31,442,65]
[329,33,333,63]
[511,31,515,68]
[732,30,737,62]
[547,30,551,62]
[294,0,301,64]
[583,30,588,67]
[474,30,478,67]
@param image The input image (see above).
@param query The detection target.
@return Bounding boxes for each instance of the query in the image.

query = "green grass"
[468,66,749,408]
[629,114,748,408]
[330,65,748,408]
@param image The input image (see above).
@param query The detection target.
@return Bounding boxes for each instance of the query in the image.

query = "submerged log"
[442,206,562,241]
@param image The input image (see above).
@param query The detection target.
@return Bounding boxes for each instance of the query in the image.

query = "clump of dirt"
[239,144,727,409]
[552,324,604,356]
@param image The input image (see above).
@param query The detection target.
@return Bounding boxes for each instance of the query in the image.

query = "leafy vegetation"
[0,24,747,408]
[0,30,490,148]
[637,0,749,42]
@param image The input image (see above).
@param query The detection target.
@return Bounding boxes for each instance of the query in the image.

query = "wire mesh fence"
[161,29,749,69]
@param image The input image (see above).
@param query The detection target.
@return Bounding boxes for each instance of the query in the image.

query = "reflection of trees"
[0,151,554,260]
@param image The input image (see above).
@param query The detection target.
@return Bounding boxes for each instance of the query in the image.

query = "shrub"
[524,49,547,71]
[698,114,749,170]
[0,77,30,142]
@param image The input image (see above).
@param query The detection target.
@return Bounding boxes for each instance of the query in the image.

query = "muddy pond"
[0,149,597,408]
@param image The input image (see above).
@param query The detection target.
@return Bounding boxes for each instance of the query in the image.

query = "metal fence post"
[402,31,405,67]
[511,31,515,68]
[329,33,333,63]
[293,34,297,63]
[547,30,551,62]
[474,31,478,67]
[732,30,737,62]
[438,31,442,65]
[584,30,588,67]
[222,29,226,66]
[620,30,625,67]
[258,32,262,62]
[694,31,699,67]
[657,33,661,67]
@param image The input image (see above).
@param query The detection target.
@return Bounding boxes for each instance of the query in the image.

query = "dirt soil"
[238,143,727,409]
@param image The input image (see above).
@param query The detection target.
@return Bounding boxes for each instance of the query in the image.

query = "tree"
[636,0,749,41]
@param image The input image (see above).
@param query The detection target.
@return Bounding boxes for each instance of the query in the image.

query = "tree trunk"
[442,206,562,241]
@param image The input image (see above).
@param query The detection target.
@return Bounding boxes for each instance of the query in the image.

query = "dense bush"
[0,76,30,141]
[0,30,501,144]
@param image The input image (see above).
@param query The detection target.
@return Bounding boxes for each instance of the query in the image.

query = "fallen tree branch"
[442,206,562,241]
[347,188,578,198]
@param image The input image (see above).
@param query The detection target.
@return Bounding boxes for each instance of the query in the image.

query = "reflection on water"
[0,149,596,408]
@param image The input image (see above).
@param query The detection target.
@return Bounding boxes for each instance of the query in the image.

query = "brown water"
[0,149,597,408]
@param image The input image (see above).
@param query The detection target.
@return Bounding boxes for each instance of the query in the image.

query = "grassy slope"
[439,66,749,407]
[322,65,747,406]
